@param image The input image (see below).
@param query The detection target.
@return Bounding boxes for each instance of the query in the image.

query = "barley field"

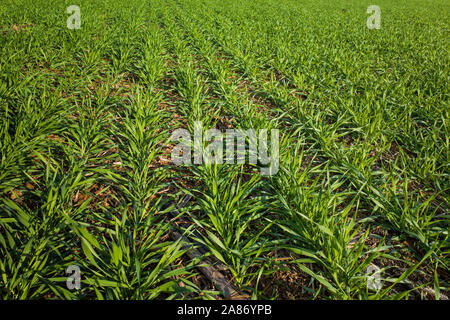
[0,0,448,300]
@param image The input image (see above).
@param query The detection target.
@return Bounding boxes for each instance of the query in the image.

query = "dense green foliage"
[0,0,448,299]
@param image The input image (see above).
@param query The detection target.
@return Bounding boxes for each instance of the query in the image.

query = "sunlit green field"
[0,0,448,299]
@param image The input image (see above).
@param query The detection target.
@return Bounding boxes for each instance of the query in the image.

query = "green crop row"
[0,0,448,300]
